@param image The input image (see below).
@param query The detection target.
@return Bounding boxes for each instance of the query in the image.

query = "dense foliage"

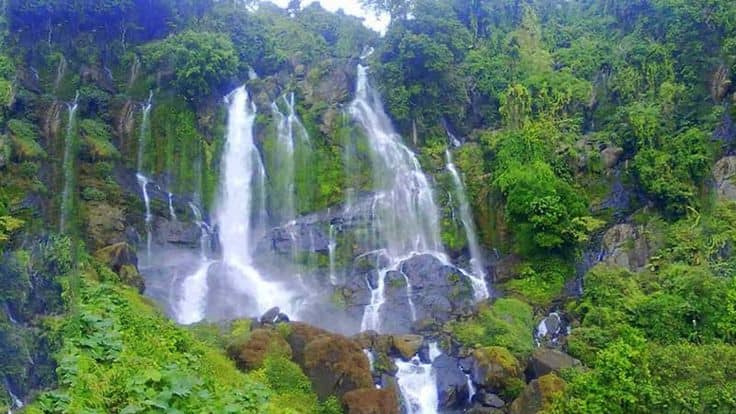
[1,0,736,412]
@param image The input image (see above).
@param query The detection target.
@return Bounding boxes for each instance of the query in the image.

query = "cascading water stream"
[350,64,444,332]
[175,202,210,325]
[137,91,153,173]
[445,149,490,300]
[59,91,79,233]
[177,87,297,323]
[216,86,294,315]
[136,174,152,258]
[3,377,23,413]
[167,193,176,220]
[188,202,209,260]
[136,92,154,258]
[270,92,310,224]
[395,342,441,414]
[328,223,338,285]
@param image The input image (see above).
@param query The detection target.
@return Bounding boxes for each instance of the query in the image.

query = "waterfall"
[395,342,441,414]
[136,92,154,258]
[137,91,153,173]
[445,149,489,300]
[363,349,376,373]
[328,223,338,285]
[59,92,79,233]
[177,260,213,325]
[175,202,211,324]
[271,98,296,223]
[128,56,141,90]
[136,174,153,258]
[167,193,176,220]
[53,55,67,93]
[465,373,476,403]
[350,64,444,332]
[216,86,294,315]
[3,377,23,413]
[270,92,310,223]
[3,303,17,325]
[188,202,209,260]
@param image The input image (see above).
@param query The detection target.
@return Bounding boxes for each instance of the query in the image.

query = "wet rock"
[492,254,522,283]
[85,201,126,251]
[395,254,475,326]
[228,328,292,371]
[432,354,469,410]
[391,335,423,360]
[260,307,281,324]
[95,242,138,270]
[479,392,505,408]
[601,146,624,169]
[266,221,329,256]
[510,373,566,414]
[714,156,736,200]
[153,217,201,247]
[118,264,145,293]
[601,223,651,271]
[94,243,144,292]
[342,388,399,414]
[0,135,8,169]
[529,348,580,378]
[303,333,373,399]
[467,408,504,414]
[471,346,523,389]
[258,307,288,324]
[535,312,570,348]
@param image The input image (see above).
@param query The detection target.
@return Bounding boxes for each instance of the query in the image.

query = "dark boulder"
[510,374,566,414]
[432,354,470,410]
[529,348,580,378]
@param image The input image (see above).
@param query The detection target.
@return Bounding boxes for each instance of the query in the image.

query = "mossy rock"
[84,201,126,250]
[8,119,46,160]
[510,373,566,414]
[391,335,423,360]
[80,119,120,161]
[448,298,534,357]
[342,388,400,414]
[228,328,292,371]
[286,322,332,367]
[94,242,136,268]
[303,333,373,400]
[0,135,9,168]
[119,264,145,293]
[471,346,523,390]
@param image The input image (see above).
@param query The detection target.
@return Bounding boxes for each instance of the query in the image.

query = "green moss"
[8,119,46,160]
[81,187,106,202]
[502,258,571,307]
[448,297,534,357]
[79,119,120,161]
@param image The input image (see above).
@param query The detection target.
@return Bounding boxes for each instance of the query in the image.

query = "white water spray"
[445,149,489,300]
[217,86,294,315]
[177,261,212,325]
[167,193,176,220]
[350,64,444,332]
[136,174,153,258]
[395,342,441,414]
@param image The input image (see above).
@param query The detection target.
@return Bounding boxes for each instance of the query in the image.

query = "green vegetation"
[1,0,736,412]
[448,297,534,357]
